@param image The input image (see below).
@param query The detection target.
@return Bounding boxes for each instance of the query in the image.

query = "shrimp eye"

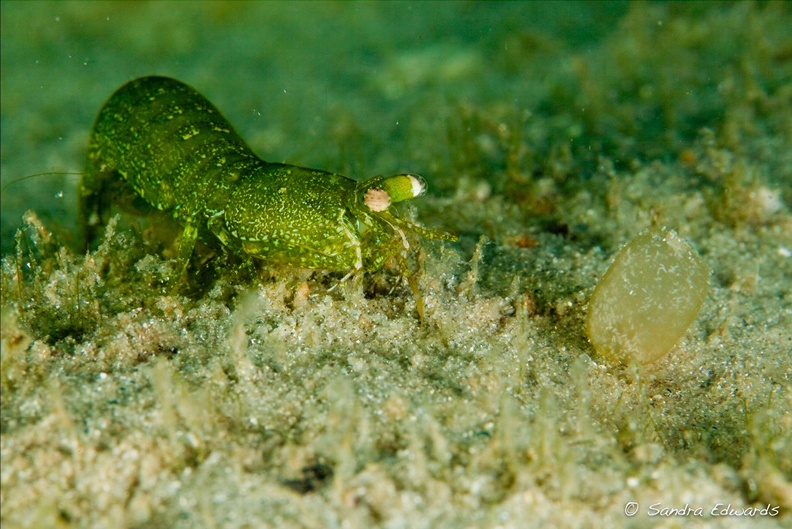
[382,173,426,202]
[362,173,427,212]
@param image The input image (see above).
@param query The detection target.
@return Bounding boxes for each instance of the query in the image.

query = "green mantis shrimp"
[80,76,457,320]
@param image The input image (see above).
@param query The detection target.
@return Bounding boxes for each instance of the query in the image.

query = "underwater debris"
[585,227,709,365]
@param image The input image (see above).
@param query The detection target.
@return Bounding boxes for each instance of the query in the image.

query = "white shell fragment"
[585,227,710,365]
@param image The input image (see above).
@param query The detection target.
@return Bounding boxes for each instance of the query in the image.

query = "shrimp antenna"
[1,172,83,192]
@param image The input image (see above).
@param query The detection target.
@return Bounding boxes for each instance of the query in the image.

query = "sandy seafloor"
[1,1,791,528]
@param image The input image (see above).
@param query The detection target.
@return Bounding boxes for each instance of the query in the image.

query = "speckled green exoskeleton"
[80,76,457,319]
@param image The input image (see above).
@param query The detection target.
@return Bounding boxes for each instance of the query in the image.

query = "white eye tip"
[407,174,426,198]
